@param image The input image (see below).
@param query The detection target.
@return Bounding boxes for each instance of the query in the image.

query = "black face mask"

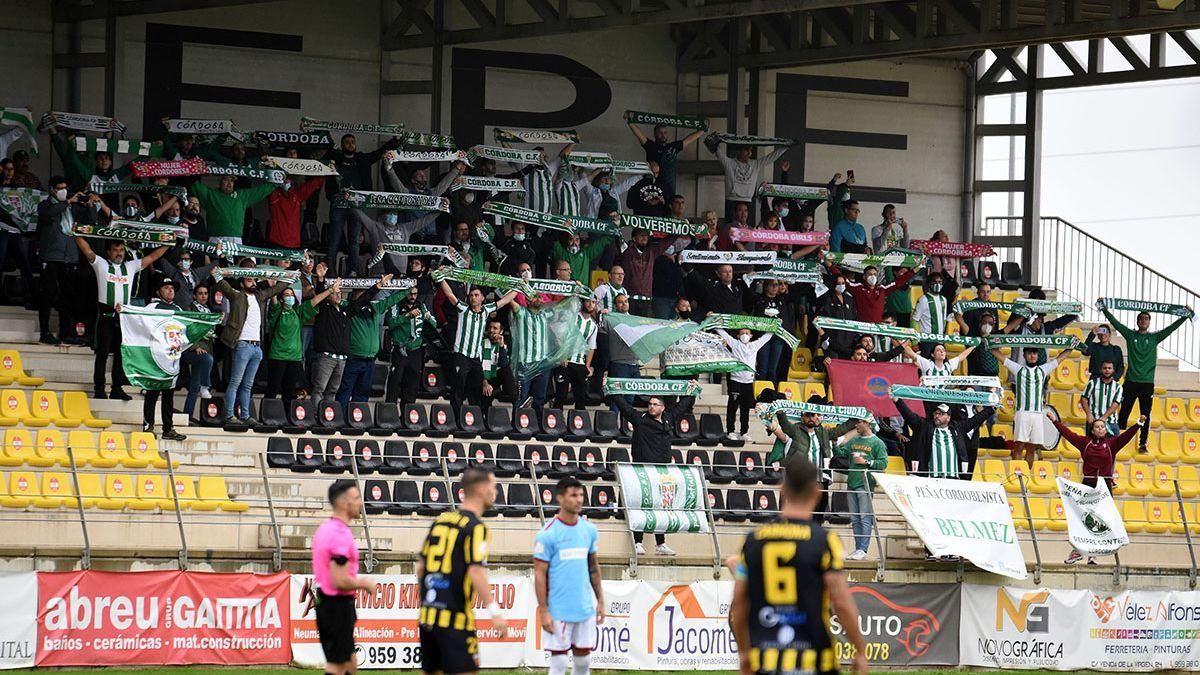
[677,311,691,320]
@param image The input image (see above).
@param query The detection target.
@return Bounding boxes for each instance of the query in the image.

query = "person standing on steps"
[211,260,291,425]
[140,275,188,441]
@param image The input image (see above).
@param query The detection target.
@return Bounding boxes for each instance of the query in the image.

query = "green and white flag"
[120,306,221,390]
[624,110,708,130]
[984,333,1079,349]
[205,162,285,184]
[467,145,543,166]
[662,332,754,377]
[214,267,300,283]
[760,400,875,426]
[704,313,799,350]
[0,106,37,153]
[511,297,586,379]
[825,250,925,271]
[617,464,710,534]
[606,312,705,364]
[1013,298,1082,315]
[812,316,983,347]
[758,183,828,200]
[623,212,705,237]
[494,128,579,144]
[0,188,45,233]
[1098,297,1195,319]
[74,136,162,157]
[604,378,700,396]
[889,384,1000,407]
[921,375,1002,389]
[300,116,405,137]
[1057,477,1129,556]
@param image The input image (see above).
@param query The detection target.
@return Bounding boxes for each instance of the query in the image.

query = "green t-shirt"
[267,301,318,362]
[835,434,889,490]
[386,302,438,352]
[349,292,408,359]
[1103,308,1187,384]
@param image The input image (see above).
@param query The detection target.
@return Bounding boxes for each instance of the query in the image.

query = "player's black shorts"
[315,590,357,663]
[420,625,479,674]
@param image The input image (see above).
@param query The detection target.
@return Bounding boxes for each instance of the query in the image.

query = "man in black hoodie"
[309,273,381,404]
[322,133,400,275]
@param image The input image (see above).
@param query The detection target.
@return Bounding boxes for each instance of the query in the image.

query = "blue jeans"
[518,371,550,413]
[608,362,641,412]
[336,357,375,408]
[326,206,362,275]
[847,487,875,554]
[182,349,214,417]
[226,341,263,419]
[652,297,676,320]
[756,336,784,380]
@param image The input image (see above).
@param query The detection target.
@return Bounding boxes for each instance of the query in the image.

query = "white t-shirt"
[90,255,144,308]
[239,293,262,342]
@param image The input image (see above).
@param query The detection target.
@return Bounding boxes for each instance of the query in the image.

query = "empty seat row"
[362,479,623,520]
[0,471,245,512]
[0,389,111,429]
[1010,497,1200,535]
[977,458,1200,498]
[0,350,45,387]
[0,429,174,470]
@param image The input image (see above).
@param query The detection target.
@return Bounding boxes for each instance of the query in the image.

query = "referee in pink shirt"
[312,480,375,675]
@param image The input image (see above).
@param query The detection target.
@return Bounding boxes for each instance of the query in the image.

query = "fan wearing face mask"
[266,172,325,249]
[157,250,217,308]
[358,207,440,276]
[913,272,953,356]
[381,158,463,240]
[715,328,773,441]
[821,262,917,325]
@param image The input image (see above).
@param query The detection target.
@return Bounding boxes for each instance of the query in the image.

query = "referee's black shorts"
[420,625,479,674]
[315,590,357,664]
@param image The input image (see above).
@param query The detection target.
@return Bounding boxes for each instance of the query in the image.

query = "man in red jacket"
[826,263,916,324]
[267,172,326,249]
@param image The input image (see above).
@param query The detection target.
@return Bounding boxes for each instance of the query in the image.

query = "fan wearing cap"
[892,398,993,481]
[142,275,187,441]
[771,395,857,524]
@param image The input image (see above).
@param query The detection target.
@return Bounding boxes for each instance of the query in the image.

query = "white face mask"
[865,275,878,286]
[54,189,68,202]
[664,245,676,256]
[124,206,138,217]
[569,245,580,254]
[513,232,526,242]
[384,213,399,226]
[463,193,476,204]
[778,207,789,218]
[520,270,532,281]
[981,324,994,335]
[179,259,192,271]
[835,284,847,294]
[739,334,751,344]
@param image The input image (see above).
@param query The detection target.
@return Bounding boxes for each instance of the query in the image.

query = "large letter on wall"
[142,23,303,137]
[450,48,613,148]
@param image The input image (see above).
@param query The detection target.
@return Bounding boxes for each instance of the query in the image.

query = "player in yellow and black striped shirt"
[730,455,868,675]
[417,467,508,674]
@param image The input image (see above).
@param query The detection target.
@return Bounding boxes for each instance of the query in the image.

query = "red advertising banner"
[37,570,290,666]
[826,359,920,417]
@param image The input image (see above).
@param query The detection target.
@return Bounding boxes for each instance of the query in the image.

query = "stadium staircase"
[0,283,1197,586]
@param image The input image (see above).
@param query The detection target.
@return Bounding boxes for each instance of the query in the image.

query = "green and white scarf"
[467,145,543,166]
[451,176,524,193]
[483,201,621,236]
[890,384,999,407]
[40,111,126,135]
[758,183,829,200]
[0,106,37,153]
[955,300,1033,319]
[760,400,874,426]
[745,257,823,284]
[72,221,180,244]
[329,277,416,290]
[181,239,218,257]
[662,332,754,377]
[623,213,706,237]
[262,155,338,176]
[920,375,1002,389]
[399,130,456,149]
[825,250,925,271]
[385,149,468,164]
[91,181,189,199]
[219,241,307,262]
[1014,299,1082,314]
[565,151,614,170]
[367,243,463,269]
[624,110,708,130]
[713,133,793,146]
[812,316,983,347]
[251,130,332,148]
[431,266,528,294]
[214,267,300,283]
[604,377,700,396]
[494,128,578,144]
[525,278,593,298]
[704,313,799,350]
[300,116,405,137]
[610,159,652,174]
[984,334,1079,349]
[1097,297,1195,319]
[205,162,285,184]
[164,118,239,138]
[0,188,44,233]
[74,136,161,157]
[679,250,777,265]
[336,190,449,212]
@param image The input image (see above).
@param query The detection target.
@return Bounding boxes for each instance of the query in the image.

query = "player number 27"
[762,542,798,605]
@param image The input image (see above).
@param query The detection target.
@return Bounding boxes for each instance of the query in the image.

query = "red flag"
[826,359,920,417]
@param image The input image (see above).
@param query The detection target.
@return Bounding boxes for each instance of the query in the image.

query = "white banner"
[874,474,1027,579]
[0,572,35,669]
[289,574,532,669]
[961,584,1200,671]
[263,155,339,176]
[525,580,736,670]
[1056,477,1129,556]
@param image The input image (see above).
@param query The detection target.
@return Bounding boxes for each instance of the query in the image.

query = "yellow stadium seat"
[1026,460,1056,494]
[1112,464,1129,496]
[66,430,112,468]
[1186,398,1200,431]
[1122,501,1146,533]
[1144,502,1172,534]
[1125,464,1152,497]
[791,348,813,374]
[1156,431,1182,464]
[1056,437,1081,460]
[1135,433,1158,463]
[173,476,215,512]
[997,390,1016,422]
[1046,498,1068,531]
[0,350,44,386]
[34,472,74,509]
[1182,433,1200,465]
[776,381,802,401]
[133,475,173,511]
[29,390,82,428]
[1151,465,1177,498]
[98,474,135,510]
[1154,385,1167,396]
[1150,401,1167,429]
[992,424,1014,443]
[61,392,112,429]
[129,432,176,470]
[1009,498,1027,528]
[753,381,775,400]
[1164,398,1188,430]
[1179,466,1199,499]
[1174,502,1200,535]
[1050,393,1085,424]
[1056,461,1081,483]
[0,390,48,427]
[0,472,25,508]
[100,432,149,469]
[8,471,37,507]
[980,459,1008,483]
[29,430,68,468]
[1026,498,1050,530]
[1,429,34,467]
[76,473,103,509]
[1073,361,1091,390]
[198,476,249,512]
[885,456,907,476]
[802,382,826,401]
[1051,361,1077,391]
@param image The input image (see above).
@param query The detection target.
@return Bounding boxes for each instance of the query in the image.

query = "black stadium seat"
[200,397,224,427]
[389,480,421,515]
[524,444,550,478]
[428,404,456,438]
[418,481,451,515]
[293,438,323,472]
[673,413,699,445]
[537,408,565,441]
[370,365,389,399]
[547,445,577,479]
[591,410,619,442]
[605,446,630,469]
[723,489,752,522]
[266,437,294,469]
[750,490,778,522]
[763,458,781,485]
[494,444,524,478]
[381,441,410,475]
[364,480,391,514]
[697,413,723,446]
[455,405,484,439]
[285,400,315,434]
[959,260,978,288]
[505,483,537,517]
[442,442,468,476]
[708,450,739,484]
[254,398,285,433]
[685,449,711,473]
[314,400,343,435]
[420,364,446,398]
[511,407,539,437]
[482,406,512,440]
[537,484,558,518]
[736,451,766,485]
[398,404,429,438]
[587,485,621,520]
[468,442,494,469]
[978,261,1000,286]
[345,402,372,434]
[670,449,684,465]
[321,438,352,474]
[372,402,402,435]
[706,488,725,519]
[577,446,605,479]
[355,440,382,474]
[564,410,592,442]
[410,441,440,475]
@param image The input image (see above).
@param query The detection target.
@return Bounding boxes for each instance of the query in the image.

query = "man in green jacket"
[336,275,406,408]
[834,415,889,560]
[384,290,438,405]
[774,395,857,524]
[1103,303,1192,452]
[551,232,612,283]
[192,176,276,244]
